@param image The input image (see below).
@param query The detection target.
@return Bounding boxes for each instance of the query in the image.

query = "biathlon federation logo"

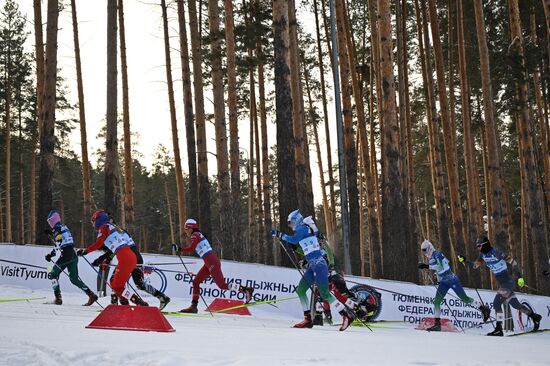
[142,265,168,293]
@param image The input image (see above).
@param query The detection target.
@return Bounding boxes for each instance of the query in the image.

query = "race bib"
[298,236,320,256]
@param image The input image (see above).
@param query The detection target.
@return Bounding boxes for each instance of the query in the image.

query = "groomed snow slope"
[0,285,548,366]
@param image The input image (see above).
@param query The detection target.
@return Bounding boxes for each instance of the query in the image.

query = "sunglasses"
[421,248,428,252]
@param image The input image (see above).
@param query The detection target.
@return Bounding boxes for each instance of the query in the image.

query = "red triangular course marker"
[206,298,251,315]
[416,317,458,332]
[86,304,175,332]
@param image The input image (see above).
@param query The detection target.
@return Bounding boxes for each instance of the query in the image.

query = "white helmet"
[287,210,303,231]
[303,216,319,233]
[421,240,434,258]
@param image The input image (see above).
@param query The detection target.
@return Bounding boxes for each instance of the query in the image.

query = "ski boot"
[487,322,503,336]
[119,295,130,305]
[324,310,333,325]
[313,313,324,326]
[530,312,542,332]
[293,311,314,328]
[53,290,62,305]
[339,307,355,331]
[479,304,491,322]
[111,294,119,305]
[427,318,441,332]
[239,285,254,303]
[180,300,198,314]
[83,289,98,306]
[157,293,171,311]
[130,294,149,306]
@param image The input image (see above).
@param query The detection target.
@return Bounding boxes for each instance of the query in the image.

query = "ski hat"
[47,210,61,228]
[476,235,491,254]
[421,239,434,258]
[91,210,109,229]
[185,218,199,229]
[287,210,303,231]
[303,216,319,234]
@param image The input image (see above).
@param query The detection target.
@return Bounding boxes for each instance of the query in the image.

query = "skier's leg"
[191,264,210,302]
[296,269,314,312]
[433,282,450,319]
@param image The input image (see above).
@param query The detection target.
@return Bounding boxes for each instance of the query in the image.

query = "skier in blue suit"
[271,210,355,331]
[458,236,542,336]
[419,240,490,331]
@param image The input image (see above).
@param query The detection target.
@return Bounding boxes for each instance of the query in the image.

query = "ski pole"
[275,238,373,332]
[172,248,215,318]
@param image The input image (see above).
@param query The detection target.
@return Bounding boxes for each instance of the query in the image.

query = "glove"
[543,270,550,277]
[517,277,525,287]
[91,257,104,266]
[270,229,283,239]
[298,259,308,269]
[457,254,465,263]
[171,244,180,254]
[418,263,429,269]
[76,248,86,257]
[45,250,55,262]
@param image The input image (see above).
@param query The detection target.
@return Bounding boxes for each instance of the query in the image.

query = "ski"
[162,311,214,318]
[507,329,550,337]
[0,297,46,303]
[211,296,297,313]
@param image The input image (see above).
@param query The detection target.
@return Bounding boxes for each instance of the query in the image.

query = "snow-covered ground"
[0,285,548,366]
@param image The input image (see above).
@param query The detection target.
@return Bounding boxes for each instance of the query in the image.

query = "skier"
[302,216,365,326]
[418,239,490,331]
[77,210,148,306]
[458,235,542,336]
[44,210,98,306]
[91,214,171,310]
[271,210,355,331]
[176,219,254,313]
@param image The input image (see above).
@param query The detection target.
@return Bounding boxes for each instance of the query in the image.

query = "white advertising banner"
[1,243,549,330]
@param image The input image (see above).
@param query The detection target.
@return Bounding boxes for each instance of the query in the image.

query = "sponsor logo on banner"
[0,265,48,281]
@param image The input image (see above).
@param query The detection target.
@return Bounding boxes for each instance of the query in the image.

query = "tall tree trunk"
[161,0,186,243]
[208,0,232,257]
[377,0,411,281]
[415,0,451,254]
[313,0,335,238]
[256,7,273,264]
[335,0,361,275]
[188,0,211,235]
[37,0,59,245]
[530,7,550,222]
[288,0,313,216]
[71,0,93,242]
[248,75,256,261]
[457,0,482,287]
[4,35,12,243]
[177,0,199,220]
[473,0,508,249]
[104,0,120,218]
[31,0,44,244]
[165,180,175,245]
[341,0,381,278]
[224,0,240,260]
[118,0,133,229]
[396,0,418,274]
[427,0,466,274]
[18,106,24,243]
[508,0,550,293]
[273,0,297,266]
[254,68,264,264]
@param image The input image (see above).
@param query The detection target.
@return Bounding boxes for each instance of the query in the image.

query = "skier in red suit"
[77,210,148,306]
[178,218,254,313]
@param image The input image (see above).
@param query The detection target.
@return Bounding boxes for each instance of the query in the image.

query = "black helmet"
[476,235,491,253]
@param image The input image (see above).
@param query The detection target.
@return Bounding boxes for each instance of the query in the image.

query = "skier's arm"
[85,226,110,254]
[498,248,523,279]
[324,242,335,268]
[180,232,200,254]
[457,254,484,270]
[281,226,308,244]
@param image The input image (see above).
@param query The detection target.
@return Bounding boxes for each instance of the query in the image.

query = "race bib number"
[298,236,320,256]
[195,239,212,257]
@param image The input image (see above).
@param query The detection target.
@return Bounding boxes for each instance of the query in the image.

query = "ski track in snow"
[0,285,549,366]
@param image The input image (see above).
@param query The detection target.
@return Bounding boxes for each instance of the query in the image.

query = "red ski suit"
[181,230,229,302]
[85,225,137,297]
